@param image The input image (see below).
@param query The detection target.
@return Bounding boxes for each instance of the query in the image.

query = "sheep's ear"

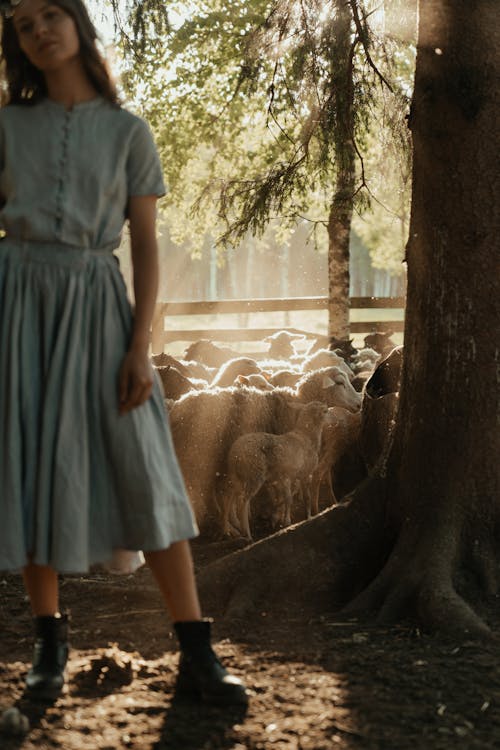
[237,374,250,384]
[321,375,336,389]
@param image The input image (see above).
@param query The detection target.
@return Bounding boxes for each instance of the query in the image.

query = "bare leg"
[144,540,202,622]
[22,563,59,616]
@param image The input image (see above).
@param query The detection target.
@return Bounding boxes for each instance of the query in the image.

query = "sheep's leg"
[268,484,284,530]
[326,468,337,505]
[282,478,293,527]
[229,502,242,534]
[240,491,254,541]
[221,478,243,538]
[309,467,323,517]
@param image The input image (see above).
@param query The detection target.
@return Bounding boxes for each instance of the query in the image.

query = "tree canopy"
[110,0,414,275]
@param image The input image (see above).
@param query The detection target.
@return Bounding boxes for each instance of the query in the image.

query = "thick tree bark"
[327,2,355,341]
[346,0,500,634]
[198,0,500,636]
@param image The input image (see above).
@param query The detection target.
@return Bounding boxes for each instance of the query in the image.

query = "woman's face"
[12,0,80,73]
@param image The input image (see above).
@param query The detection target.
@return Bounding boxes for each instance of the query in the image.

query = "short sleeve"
[126,117,166,198]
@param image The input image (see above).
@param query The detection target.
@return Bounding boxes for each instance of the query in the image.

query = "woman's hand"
[118,347,154,414]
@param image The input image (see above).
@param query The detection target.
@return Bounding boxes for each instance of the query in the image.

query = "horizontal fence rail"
[152,296,406,353]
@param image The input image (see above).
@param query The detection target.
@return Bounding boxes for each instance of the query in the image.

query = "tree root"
[197,476,496,637]
[339,534,493,637]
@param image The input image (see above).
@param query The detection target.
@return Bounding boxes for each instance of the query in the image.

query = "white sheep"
[222,400,328,540]
[183,339,240,368]
[211,356,262,387]
[350,347,380,373]
[170,369,360,532]
[295,367,362,412]
[170,388,301,531]
[155,365,207,400]
[301,349,355,380]
[263,330,306,359]
[309,406,362,515]
[267,368,303,388]
[235,373,274,391]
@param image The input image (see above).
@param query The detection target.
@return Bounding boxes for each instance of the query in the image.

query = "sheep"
[295,367,362,412]
[151,352,214,381]
[183,339,240,368]
[364,345,403,398]
[359,346,403,473]
[363,331,397,357]
[222,401,328,540]
[264,330,306,359]
[155,365,206,400]
[169,388,302,531]
[301,349,355,380]
[210,356,261,387]
[351,371,372,392]
[309,406,362,515]
[151,352,192,375]
[170,369,360,532]
[305,336,357,360]
[236,373,274,391]
[268,369,303,388]
[349,348,378,373]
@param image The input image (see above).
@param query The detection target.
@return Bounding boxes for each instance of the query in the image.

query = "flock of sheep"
[152,330,402,541]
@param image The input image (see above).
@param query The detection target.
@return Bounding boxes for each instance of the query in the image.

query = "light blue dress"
[0,97,198,573]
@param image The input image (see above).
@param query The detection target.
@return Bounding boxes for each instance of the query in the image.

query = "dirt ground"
[1,535,500,750]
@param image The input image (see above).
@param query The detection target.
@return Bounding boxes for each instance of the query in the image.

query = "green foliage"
[115,0,415,272]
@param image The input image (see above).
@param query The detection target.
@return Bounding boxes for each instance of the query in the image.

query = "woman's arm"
[118,194,159,414]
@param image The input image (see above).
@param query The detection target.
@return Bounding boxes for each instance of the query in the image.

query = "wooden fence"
[151,296,406,354]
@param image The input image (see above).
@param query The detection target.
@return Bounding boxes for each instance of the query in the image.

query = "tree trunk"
[345,0,500,634]
[327,2,355,341]
[198,0,500,637]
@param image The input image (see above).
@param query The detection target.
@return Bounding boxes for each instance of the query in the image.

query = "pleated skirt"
[0,239,198,573]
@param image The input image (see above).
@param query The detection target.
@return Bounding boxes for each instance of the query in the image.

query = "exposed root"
[417,585,491,637]
[339,537,493,637]
[469,541,499,596]
[197,473,498,637]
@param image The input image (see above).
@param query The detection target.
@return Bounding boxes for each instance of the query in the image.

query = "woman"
[0,0,247,705]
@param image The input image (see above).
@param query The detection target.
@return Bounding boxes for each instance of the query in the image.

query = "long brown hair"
[0,0,120,105]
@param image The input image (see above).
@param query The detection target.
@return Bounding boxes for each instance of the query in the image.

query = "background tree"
[116,0,412,336]
[191,0,500,636]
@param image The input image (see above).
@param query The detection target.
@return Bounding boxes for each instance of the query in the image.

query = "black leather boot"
[174,619,248,705]
[25,614,69,697]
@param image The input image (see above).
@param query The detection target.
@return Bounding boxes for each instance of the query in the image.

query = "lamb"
[222,401,328,540]
[169,388,302,531]
[170,370,360,532]
[295,367,362,412]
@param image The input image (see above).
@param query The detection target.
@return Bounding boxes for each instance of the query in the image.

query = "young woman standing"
[0,0,247,705]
